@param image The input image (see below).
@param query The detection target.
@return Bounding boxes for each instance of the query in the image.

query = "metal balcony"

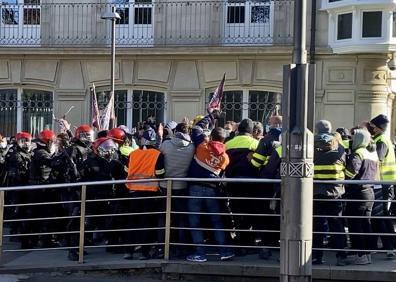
[0,0,294,47]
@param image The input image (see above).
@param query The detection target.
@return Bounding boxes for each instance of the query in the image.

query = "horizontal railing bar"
[3,178,396,192]
[3,246,77,252]
[3,230,79,237]
[86,196,166,202]
[4,215,80,223]
[84,242,164,249]
[4,200,81,207]
[84,227,165,233]
[85,211,165,218]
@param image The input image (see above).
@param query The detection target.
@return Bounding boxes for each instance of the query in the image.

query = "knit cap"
[370,114,389,131]
[315,120,332,134]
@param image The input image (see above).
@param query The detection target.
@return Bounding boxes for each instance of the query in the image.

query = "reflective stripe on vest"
[314,163,345,180]
[373,134,396,180]
[126,148,160,192]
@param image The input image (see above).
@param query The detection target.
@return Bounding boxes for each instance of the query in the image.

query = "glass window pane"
[134,7,151,24]
[2,0,18,25]
[96,90,128,127]
[248,91,281,124]
[362,11,382,38]
[132,90,164,127]
[393,12,396,37]
[22,89,53,137]
[208,90,243,126]
[0,89,17,137]
[23,8,40,25]
[251,6,269,23]
[337,13,352,40]
[227,6,245,24]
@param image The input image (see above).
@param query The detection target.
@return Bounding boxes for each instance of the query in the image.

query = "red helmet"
[92,137,110,153]
[75,125,94,140]
[107,128,126,145]
[15,132,32,141]
[38,130,56,144]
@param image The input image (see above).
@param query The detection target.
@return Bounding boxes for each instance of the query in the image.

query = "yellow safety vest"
[373,134,396,180]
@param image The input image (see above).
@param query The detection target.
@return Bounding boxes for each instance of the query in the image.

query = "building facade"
[0,0,394,139]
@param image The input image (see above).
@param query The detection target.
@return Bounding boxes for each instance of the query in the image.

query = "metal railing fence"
[0,0,294,47]
[0,178,396,265]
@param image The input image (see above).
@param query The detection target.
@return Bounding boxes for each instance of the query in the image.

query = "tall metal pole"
[110,6,116,129]
[280,0,315,281]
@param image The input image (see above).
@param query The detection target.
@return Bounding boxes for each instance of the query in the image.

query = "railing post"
[0,191,5,264]
[164,180,172,260]
[78,185,87,263]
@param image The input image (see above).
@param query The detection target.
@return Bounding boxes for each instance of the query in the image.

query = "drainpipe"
[309,0,317,64]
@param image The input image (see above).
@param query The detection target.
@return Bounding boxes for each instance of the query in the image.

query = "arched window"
[207,89,281,126]
[96,89,165,128]
[0,88,53,137]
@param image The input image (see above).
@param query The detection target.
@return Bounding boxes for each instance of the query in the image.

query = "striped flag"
[91,84,101,131]
[208,73,225,112]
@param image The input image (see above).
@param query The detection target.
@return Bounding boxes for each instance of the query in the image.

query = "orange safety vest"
[126,148,160,192]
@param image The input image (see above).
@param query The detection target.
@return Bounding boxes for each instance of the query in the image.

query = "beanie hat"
[315,120,332,134]
[238,118,254,134]
[370,114,389,131]
[165,121,177,131]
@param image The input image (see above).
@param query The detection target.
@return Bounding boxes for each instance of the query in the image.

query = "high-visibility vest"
[314,149,345,180]
[373,134,396,180]
[345,147,379,179]
[126,148,160,192]
[275,146,282,158]
[340,139,349,150]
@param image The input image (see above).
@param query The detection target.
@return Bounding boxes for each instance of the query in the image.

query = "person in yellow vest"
[312,121,348,266]
[368,114,396,258]
[123,127,165,260]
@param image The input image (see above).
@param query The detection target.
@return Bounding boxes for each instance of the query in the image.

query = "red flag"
[208,73,225,112]
[91,84,101,131]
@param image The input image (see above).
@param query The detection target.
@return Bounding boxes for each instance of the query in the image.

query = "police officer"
[29,129,57,248]
[81,137,126,253]
[107,126,138,166]
[4,132,33,248]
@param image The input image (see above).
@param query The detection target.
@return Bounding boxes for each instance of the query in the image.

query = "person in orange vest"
[124,127,165,260]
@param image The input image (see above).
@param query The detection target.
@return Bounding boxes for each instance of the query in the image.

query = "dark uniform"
[4,145,32,248]
[81,154,127,247]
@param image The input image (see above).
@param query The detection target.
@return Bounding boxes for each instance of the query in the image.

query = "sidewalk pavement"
[0,247,395,281]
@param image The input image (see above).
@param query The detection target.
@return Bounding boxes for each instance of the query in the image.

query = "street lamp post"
[101,6,120,128]
[280,0,315,281]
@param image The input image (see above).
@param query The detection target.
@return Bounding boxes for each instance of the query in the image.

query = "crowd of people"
[0,110,395,265]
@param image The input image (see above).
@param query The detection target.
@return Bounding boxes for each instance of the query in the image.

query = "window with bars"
[96,89,165,128]
[207,90,281,126]
[1,0,40,25]
[0,88,53,137]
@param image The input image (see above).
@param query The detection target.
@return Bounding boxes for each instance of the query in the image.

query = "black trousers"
[345,187,375,256]
[313,195,347,259]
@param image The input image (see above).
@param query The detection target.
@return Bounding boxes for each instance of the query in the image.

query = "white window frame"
[0,0,41,45]
[114,0,154,45]
[360,9,384,40]
[223,0,274,45]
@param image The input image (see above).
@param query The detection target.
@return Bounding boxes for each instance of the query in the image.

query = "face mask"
[48,143,57,155]
[367,124,376,136]
[17,139,32,152]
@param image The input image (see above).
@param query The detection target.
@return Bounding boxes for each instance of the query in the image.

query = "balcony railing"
[0,1,294,47]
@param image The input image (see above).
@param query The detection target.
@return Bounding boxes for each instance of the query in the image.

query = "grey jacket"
[159,132,195,190]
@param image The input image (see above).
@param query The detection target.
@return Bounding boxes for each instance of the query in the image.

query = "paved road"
[0,274,179,282]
